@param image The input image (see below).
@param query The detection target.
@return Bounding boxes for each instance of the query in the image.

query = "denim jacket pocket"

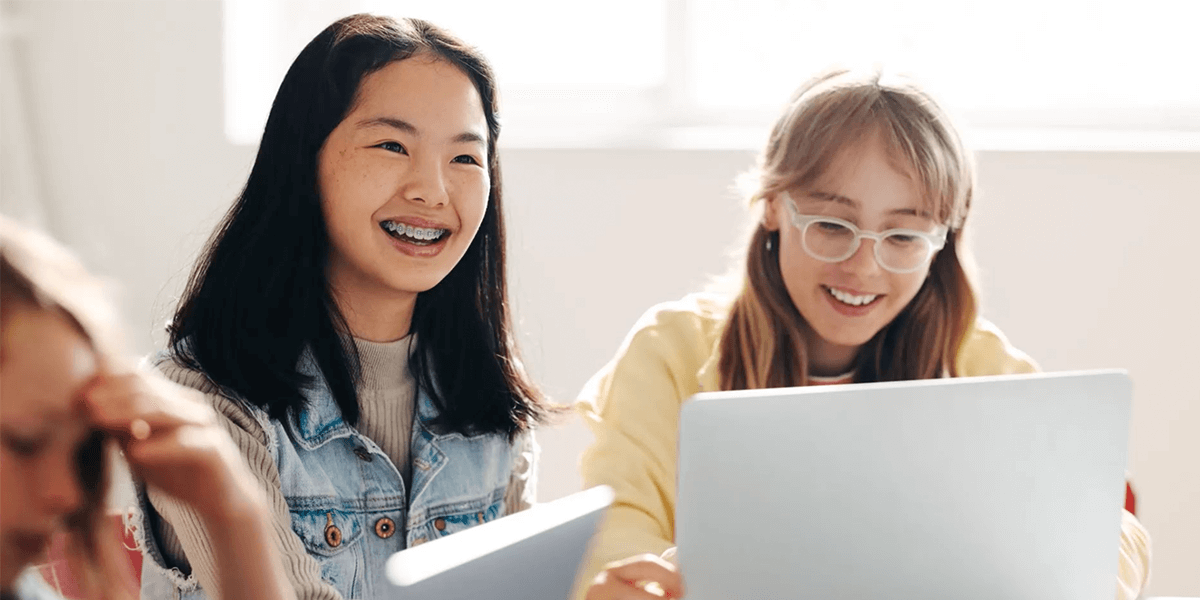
[413,497,505,543]
[289,506,363,593]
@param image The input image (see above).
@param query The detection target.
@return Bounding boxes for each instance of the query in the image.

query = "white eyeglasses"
[782,192,948,274]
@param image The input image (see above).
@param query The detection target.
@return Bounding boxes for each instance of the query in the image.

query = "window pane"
[224,0,667,143]
[688,0,1200,126]
[364,0,666,88]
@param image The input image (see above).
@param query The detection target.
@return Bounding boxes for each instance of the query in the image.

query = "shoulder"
[153,352,272,444]
[956,318,1040,376]
[578,292,728,405]
[624,292,730,351]
[154,352,223,397]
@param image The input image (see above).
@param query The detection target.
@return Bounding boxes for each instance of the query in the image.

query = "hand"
[586,553,685,600]
[80,369,264,523]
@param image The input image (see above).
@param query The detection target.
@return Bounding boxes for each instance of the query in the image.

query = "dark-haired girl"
[136,14,555,600]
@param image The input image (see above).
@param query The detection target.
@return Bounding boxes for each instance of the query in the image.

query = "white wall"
[2,1,1197,594]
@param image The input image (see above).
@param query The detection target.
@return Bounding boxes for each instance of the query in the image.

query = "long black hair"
[169,14,551,438]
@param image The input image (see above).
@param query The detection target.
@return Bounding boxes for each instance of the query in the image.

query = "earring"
[765,234,774,252]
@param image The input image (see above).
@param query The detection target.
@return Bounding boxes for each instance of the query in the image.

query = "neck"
[807,336,860,378]
[330,285,417,343]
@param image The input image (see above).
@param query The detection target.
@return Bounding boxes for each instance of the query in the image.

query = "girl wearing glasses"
[575,69,1151,600]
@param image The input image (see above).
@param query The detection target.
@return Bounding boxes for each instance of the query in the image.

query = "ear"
[761,194,783,232]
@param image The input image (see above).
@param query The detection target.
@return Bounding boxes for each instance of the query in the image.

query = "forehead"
[806,132,930,215]
[0,307,95,421]
[349,56,486,130]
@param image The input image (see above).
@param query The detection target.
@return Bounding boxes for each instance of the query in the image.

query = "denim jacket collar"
[289,349,355,449]
[288,348,450,505]
[289,349,430,439]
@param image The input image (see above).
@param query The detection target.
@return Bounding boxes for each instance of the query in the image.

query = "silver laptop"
[387,485,613,600]
[676,370,1132,600]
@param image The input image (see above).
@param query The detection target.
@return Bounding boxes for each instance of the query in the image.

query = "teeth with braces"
[382,221,448,241]
[827,286,878,307]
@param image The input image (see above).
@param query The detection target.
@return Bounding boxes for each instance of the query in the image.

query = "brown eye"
[376,141,406,154]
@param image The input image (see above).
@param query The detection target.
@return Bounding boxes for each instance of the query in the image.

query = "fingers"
[81,371,214,437]
[124,424,215,470]
[125,419,268,524]
[587,554,685,600]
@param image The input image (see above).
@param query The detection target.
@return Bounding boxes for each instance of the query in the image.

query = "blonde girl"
[575,69,1151,600]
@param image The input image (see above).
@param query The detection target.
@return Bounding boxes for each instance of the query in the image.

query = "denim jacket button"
[353,447,372,462]
[374,517,396,539]
[477,512,484,523]
[434,518,446,532]
[324,513,343,548]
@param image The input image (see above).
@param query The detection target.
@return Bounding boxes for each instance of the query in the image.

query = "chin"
[812,321,885,349]
[389,272,450,294]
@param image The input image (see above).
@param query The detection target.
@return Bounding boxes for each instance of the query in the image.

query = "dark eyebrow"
[452,131,486,145]
[357,116,485,146]
[808,190,926,218]
[358,116,419,135]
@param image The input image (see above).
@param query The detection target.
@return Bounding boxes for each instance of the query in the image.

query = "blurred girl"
[0,216,293,600]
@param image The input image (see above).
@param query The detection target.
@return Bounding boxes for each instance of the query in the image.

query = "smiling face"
[317,55,490,339]
[0,305,96,590]
[763,130,944,375]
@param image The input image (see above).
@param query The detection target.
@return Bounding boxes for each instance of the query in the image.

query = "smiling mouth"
[380,221,449,246]
[824,285,881,307]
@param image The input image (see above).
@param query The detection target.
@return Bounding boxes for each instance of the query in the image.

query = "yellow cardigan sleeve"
[572,305,714,599]
[958,319,1152,598]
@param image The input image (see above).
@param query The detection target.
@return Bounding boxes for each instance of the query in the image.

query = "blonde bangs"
[751,69,973,232]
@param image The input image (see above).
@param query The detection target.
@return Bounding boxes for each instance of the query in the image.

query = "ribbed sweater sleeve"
[149,360,342,600]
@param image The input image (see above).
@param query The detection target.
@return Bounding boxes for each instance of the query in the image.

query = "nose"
[840,236,883,276]
[39,452,84,518]
[403,156,449,208]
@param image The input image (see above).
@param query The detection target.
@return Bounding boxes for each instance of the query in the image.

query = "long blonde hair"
[718,69,979,390]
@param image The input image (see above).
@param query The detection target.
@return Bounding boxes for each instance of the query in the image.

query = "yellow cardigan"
[574,293,1150,599]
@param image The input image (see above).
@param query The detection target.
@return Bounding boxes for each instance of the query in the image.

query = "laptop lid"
[676,370,1132,600]
[387,485,613,600]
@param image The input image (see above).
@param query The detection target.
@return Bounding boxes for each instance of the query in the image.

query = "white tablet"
[386,485,613,600]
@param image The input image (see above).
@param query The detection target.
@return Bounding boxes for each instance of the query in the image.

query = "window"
[224,0,1200,149]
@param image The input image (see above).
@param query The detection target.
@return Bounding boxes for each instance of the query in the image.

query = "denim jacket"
[135,351,527,600]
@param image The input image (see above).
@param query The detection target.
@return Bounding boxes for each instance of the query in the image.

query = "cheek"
[318,150,373,226]
[456,178,490,232]
[777,231,822,293]
[887,270,930,305]
[0,458,30,528]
